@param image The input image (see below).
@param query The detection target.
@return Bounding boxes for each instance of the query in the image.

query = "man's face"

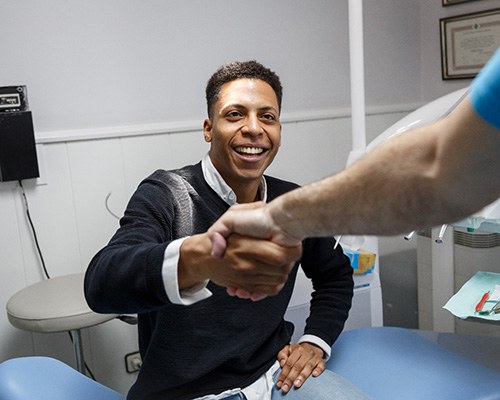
[204,78,281,198]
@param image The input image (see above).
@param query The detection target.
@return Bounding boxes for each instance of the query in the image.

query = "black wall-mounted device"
[0,85,39,182]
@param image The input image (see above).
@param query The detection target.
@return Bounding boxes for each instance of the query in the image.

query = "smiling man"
[84,61,367,400]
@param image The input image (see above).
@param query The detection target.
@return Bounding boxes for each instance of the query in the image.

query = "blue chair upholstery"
[2,328,499,400]
[0,356,125,400]
[327,327,500,400]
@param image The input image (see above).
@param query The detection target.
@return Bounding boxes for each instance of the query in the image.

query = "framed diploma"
[440,8,500,79]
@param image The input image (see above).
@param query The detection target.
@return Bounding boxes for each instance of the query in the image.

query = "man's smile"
[234,146,266,155]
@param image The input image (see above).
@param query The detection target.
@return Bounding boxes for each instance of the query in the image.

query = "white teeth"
[235,146,264,155]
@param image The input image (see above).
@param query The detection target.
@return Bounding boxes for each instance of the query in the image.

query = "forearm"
[85,242,169,313]
[269,98,500,238]
[298,237,353,348]
[177,233,213,289]
[269,132,443,237]
[305,272,353,345]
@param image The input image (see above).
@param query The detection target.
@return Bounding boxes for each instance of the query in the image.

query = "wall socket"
[125,351,142,373]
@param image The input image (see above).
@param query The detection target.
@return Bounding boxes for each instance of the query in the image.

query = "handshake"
[206,201,304,301]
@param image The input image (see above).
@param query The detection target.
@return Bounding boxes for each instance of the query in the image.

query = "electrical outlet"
[125,351,142,373]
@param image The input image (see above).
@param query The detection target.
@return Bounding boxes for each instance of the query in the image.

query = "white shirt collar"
[201,153,267,206]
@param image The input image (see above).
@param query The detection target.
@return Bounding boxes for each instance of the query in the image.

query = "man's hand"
[207,202,303,300]
[178,232,302,298]
[208,202,301,258]
[275,342,326,393]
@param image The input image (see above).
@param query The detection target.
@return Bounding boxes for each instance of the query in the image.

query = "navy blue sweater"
[84,162,353,400]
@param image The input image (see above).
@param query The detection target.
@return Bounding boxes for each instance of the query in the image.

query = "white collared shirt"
[160,153,330,399]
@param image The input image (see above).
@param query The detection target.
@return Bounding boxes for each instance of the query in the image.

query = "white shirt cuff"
[298,334,332,361]
[162,237,212,305]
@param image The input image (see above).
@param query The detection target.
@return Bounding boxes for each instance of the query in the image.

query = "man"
[208,49,500,290]
[85,61,367,400]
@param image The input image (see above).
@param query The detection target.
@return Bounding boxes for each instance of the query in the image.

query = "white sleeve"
[162,237,212,305]
[298,334,332,361]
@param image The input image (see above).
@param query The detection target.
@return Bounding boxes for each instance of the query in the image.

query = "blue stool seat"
[327,327,500,400]
[0,356,125,400]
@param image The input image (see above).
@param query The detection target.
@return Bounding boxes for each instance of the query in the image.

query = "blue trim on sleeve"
[470,48,500,129]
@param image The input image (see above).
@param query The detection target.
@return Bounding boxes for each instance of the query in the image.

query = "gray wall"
[1,0,424,136]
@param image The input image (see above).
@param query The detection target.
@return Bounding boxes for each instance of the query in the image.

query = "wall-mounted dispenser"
[0,85,39,182]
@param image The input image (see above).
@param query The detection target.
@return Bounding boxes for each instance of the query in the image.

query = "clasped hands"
[178,202,301,301]
[207,202,301,301]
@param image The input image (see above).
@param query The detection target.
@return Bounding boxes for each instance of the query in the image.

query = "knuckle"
[272,283,286,294]
[291,363,303,374]
[271,249,295,266]
[276,273,288,285]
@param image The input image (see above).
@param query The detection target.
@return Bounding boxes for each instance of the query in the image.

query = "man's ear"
[203,119,212,142]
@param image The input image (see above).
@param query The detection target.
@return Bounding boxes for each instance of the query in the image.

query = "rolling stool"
[6,273,117,375]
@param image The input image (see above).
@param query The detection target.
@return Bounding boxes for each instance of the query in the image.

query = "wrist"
[268,196,304,244]
[178,234,210,289]
[298,334,331,360]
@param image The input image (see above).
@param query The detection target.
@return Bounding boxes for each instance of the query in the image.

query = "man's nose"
[242,114,263,136]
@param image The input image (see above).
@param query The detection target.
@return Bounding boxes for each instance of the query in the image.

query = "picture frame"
[440,8,500,79]
[443,0,481,6]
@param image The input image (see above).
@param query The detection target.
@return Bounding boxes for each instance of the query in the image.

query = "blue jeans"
[270,368,371,400]
[219,368,371,400]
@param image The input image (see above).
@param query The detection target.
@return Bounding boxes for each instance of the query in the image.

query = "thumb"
[277,344,291,365]
[209,231,228,258]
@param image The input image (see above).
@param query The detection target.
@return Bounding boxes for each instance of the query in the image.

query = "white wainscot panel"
[0,183,35,361]
[66,139,126,268]
[16,143,83,279]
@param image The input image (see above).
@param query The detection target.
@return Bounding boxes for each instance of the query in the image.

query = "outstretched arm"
[209,96,500,254]
[267,96,500,238]
[209,49,500,253]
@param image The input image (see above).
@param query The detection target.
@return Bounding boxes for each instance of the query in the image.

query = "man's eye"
[226,111,242,118]
[261,113,276,121]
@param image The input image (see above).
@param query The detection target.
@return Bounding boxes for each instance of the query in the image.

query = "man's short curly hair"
[205,60,282,118]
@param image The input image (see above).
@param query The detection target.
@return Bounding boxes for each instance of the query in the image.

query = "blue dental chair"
[0,356,125,400]
[327,327,500,400]
[1,327,500,400]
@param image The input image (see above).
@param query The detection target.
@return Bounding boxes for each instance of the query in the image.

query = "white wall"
[4,0,496,395]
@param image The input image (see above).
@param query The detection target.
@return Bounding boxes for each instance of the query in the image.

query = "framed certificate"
[440,8,500,79]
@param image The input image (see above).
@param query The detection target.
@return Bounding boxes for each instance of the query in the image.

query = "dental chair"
[0,356,125,400]
[327,327,500,400]
[1,327,500,400]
